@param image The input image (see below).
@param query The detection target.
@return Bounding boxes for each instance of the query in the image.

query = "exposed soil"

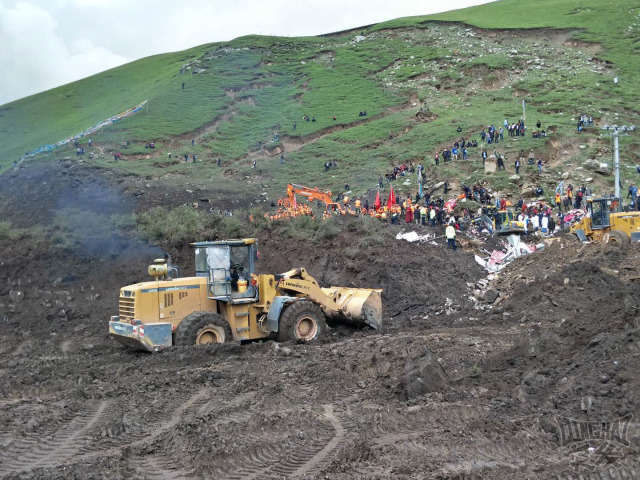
[1,158,639,480]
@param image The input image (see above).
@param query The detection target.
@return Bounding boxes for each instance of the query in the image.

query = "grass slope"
[1,0,639,206]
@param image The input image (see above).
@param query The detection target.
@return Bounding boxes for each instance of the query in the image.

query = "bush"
[0,221,12,240]
[0,221,34,242]
[136,206,260,246]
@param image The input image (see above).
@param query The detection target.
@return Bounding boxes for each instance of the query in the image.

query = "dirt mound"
[2,157,640,478]
[472,241,640,467]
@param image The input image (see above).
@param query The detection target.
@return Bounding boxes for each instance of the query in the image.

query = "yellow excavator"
[570,197,640,244]
[109,238,382,351]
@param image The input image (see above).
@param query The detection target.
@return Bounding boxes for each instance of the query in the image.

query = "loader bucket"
[320,287,383,330]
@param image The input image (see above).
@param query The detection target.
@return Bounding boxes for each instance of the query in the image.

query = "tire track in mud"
[215,404,347,480]
[557,469,640,480]
[73,391,196,454]
[0,390,212,478]
[0,399,110,474]
[69,389,211,479]
[129,455,193,480]
[289,404,345,478]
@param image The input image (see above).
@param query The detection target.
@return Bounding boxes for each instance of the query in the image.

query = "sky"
[0,0,495,105]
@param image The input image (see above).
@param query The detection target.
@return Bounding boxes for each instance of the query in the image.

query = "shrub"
[0,221,12,240]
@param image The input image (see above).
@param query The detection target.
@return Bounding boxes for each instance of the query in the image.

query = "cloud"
[0,1,127,104]
[0,0,495,105]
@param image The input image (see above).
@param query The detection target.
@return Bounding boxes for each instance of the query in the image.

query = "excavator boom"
[278,183,345,213]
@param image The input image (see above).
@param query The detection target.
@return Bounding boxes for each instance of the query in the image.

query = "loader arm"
[277,268,383,330]
[277,268,343,313]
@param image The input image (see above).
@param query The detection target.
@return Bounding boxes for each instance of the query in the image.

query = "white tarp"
[396,231,436,243]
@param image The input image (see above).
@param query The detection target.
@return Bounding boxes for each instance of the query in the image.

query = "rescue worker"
[429,207,436,227]
[355,198,361,216]
[343,195,350,206]
[420,205,427,226]
[445,222,457,250]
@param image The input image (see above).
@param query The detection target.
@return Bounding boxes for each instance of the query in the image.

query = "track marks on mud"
[129,455,193,480]
[290,404,345,478]
[213,404,348,480]
[0,399,110,474]
[557,469,640,480]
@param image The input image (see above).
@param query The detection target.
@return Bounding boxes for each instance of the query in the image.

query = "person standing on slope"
[445,222,457,251]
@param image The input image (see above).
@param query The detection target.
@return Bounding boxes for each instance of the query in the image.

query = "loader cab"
[193,239,258,302]
[588,198,621,229]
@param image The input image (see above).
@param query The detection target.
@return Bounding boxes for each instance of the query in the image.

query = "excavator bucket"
[320,287,383,330]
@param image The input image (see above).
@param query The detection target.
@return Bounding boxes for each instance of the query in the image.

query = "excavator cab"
[493,209,525,236]
[194,239,258,301]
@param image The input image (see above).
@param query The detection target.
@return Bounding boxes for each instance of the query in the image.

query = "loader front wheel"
[278,301,325,343]
[602,230,630,245]
[174,311,232,346]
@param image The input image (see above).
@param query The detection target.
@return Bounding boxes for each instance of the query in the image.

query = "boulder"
[402,349,449,399]
[9,290,24,303]
[483,289,499,304]
[521,186,535,196]
[484,156,497,173]
[583,159,600,171]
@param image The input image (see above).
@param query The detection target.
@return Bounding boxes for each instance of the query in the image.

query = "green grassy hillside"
[1,0,639,205]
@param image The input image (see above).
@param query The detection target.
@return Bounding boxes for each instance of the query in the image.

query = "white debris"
[396,231,436,243]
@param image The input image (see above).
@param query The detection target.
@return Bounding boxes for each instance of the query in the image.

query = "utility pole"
[602,125,635,199]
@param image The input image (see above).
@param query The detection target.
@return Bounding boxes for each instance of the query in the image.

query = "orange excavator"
[278,183,344,214]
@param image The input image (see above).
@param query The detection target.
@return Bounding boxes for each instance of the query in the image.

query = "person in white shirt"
[541,215,549,234]
[531,215,540,231]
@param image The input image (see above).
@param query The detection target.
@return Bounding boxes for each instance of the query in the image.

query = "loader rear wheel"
[278,301,325,343]
[602,230,630,245]
[174,311,232,346]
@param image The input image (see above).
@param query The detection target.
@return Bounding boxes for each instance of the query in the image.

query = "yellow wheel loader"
[570,197,640,244]
[109,238,382,351]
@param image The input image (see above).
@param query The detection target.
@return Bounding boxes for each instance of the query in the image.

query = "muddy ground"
[1,163,640,479]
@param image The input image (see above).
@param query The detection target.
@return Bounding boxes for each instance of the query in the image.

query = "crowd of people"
[577,114,595,132]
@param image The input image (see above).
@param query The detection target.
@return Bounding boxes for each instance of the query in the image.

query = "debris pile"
[474,234,545,272]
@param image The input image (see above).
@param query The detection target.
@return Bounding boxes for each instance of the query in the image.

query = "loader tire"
[602,230,630,245]
[174,311,232,346]
[278,301,325,343]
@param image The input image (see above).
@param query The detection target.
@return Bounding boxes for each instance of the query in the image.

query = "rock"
[585,177,594,183]
[562,172,570,179]
[281,347,292,357]
[483,289,499,304]
[402,350,449,399]
[579,145,587,149]
[509,175,520,181]
[9,290,24,303]
[564,278,570,285]
[514,385,527,403]
[583,159,600,171]
[484,156,497,173]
